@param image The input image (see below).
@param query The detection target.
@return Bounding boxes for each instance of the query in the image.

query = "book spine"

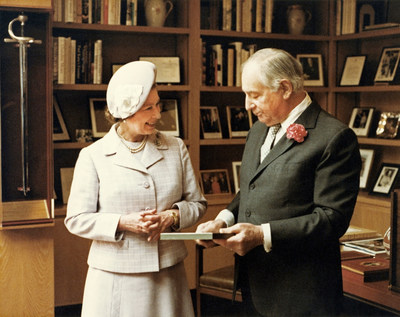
[211,44,223,86]
[57,36,66,84]
[65,0,75,23]
[264,0,273,33]
[236,0,242,32]
[255,0,263,32]
[223,0,232,31]
[82,0,90,23]
[53,37,58,83]
[227,47,235,86]
[70,39,76,84]
[229,41,242,86]
[242,0,252,32]
[75,40,83,84]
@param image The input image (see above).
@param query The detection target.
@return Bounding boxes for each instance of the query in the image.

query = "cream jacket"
[65,125,207,273]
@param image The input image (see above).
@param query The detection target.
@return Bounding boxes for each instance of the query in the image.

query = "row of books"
[202,41,257,87]
[54,36,103,84]
[337,0,392,35]
[54,0,138,25]
[202,0,273,33]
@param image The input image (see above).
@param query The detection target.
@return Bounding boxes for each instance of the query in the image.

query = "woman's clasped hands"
[118,209,176,242]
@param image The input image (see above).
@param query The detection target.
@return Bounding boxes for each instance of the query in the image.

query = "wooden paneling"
[0,228,54,317]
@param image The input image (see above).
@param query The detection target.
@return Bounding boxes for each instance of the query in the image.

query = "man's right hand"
[195,219,227,248]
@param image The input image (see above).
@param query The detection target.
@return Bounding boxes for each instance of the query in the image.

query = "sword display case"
[0,6,53,228]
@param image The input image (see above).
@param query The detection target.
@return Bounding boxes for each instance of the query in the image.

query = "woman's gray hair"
[242,48,304,92]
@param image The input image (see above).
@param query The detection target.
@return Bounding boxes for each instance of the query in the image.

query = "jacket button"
[250,183,255,190]
[245,210,251,217]
[143,182,150,189]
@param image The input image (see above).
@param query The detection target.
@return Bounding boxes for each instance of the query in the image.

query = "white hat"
[106,61,156,119]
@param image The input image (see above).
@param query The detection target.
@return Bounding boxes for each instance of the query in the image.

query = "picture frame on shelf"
[89,98,113,138]
[60,167,74,205]
[359,149,374,188]
[371,163,400,196]
[53,97,70,141]
[348,107,374,136]
[139,56,180,84]
[296,54,324,86]
[111,63,124,75]
[200,169,231,195]
[200,106,222,139]
[374,47,400,83]
[376,112,400,139]
[340,55,366,86]
[226,106,253,138]
[232,161,241,193]
[155,99,180,137]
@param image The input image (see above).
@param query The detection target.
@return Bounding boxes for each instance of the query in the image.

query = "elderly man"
[197,48,361,316]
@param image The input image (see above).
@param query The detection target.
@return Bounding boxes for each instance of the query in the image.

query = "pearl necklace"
[117,129,148,153]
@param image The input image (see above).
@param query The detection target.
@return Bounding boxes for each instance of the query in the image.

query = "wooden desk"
[342,267,400,315]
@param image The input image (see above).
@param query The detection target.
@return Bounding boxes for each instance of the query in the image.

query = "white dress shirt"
[216,93,312,252]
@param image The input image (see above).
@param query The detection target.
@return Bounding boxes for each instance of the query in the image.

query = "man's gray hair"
[242,48,304,92]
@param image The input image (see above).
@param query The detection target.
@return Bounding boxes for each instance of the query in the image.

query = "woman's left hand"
[140,209,176,242]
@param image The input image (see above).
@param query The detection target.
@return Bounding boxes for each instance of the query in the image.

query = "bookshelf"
[49,0,399,298]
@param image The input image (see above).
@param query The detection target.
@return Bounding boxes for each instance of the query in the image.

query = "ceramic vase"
[287,5,311,35]
[144,0,173,27]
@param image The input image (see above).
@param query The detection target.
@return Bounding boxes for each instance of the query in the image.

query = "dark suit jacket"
[228,102,361,316]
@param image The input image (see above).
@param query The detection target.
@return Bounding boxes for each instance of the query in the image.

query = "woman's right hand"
[117,209,157,234]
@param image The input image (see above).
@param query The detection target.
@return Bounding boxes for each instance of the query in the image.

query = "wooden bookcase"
[50,0,399,296]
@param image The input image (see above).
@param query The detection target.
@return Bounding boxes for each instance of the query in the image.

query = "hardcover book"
[341,257,389,282]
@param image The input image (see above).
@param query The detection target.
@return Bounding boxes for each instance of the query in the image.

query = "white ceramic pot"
[287,5,311,35]
[144,0,173,27]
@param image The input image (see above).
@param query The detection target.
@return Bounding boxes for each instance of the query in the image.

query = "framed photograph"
[348,107,374,136]
[155,99,180,137]
[372,163,400,196]
[139,56,180,84]
[200,169,231,195]
[200,106,222,139]
[374,47,400,82]
[89,98,113,138]
[60,167,74,204]
[226,106,253,138]
[111,63,124,74]
[376,112,400,139]
[359,149,374,188]
[296,54,324,86]
[340,55,366,86]
[232,161,241,193]
[53,97,70,141]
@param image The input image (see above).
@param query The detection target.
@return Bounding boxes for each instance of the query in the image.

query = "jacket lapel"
[253,102,321,180]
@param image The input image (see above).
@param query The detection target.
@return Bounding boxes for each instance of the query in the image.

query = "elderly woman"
[65,61,207,317]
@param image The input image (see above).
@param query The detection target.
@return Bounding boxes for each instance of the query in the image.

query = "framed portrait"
[371,163,400,196]
[359,149,374,188]
[374,47,400,82]
[89,98,113,138]
[232,161,241,193]
[200,106,222,139]
[111,63,124,74]
[226,106,253,138]
[340,55,366,86]
[376,112,400,139]
[296,54,324,86]
[53,97,70,141]
[348,107,374,136]
[139,56,180,84]
[155,99,180,137]
[200,169,231,195]
[60,167,74,205]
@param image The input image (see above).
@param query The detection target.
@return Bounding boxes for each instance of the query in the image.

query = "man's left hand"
[215,223,264,256]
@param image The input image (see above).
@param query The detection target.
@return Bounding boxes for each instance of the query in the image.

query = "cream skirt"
[81,262,194,317]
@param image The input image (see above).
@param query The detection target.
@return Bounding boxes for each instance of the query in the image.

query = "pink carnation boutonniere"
[286,123,308,143]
